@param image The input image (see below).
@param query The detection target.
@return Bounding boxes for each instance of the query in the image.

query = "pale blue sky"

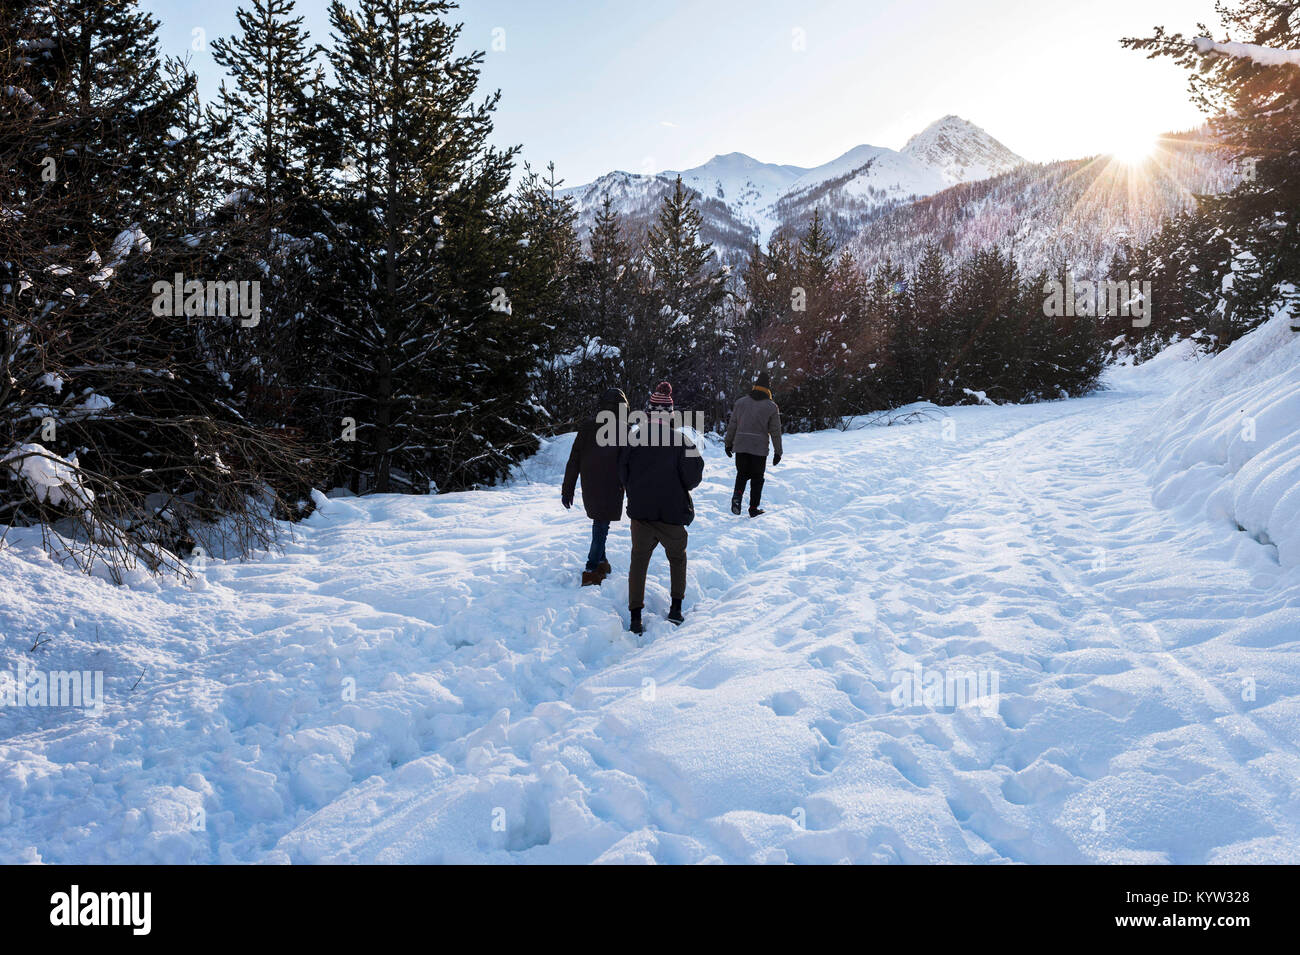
[145,0,1221,186]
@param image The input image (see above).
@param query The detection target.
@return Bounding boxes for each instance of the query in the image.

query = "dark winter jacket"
[562,407,625,522]
[618,415,705,526]
[725,390,783,458]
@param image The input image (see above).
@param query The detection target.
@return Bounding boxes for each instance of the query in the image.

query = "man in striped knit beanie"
[618,381,703,637]
[646,380,674,413]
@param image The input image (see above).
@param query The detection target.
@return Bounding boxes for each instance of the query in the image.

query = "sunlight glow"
[1106,132,1159,166]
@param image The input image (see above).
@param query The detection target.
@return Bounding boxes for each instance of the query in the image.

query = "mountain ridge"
[562,115,1026,254]
[559,118,1234,278]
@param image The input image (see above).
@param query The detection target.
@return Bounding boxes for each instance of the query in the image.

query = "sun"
[1107,132,1160,167]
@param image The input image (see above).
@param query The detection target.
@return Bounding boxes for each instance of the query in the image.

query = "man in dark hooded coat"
[562,388,628,585]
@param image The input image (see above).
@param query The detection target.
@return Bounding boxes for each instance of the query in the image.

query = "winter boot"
[598,560,612,576]
[748,507,765,518]
[629,608,644,636]
[582,569,602,586]
[731,497,742,515]
[667,598,684,625]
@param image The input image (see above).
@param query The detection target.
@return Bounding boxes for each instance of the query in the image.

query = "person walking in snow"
[618,381,704,636]
[562,387,628,586]
[725,371,783,517]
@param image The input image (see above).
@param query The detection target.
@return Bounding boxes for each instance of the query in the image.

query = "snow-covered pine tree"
[634,175,731,423]
[209,0,336,442]
[531,169,634,427]
[579,195,637,357]
[789,211,848,429]
[736,236,792,405]
[1,0,312,574]
[158,58,227,232]
[797,208,836,286]
[861,257,909,411]
[905,242,953,401]
[502,162,580,429]
[210,0,322,224]
[324,0,528,493]
[933,248,1021,404]
[1124,0,1300,339]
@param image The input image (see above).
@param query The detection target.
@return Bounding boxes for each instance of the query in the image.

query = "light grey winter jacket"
[725,392,783,458]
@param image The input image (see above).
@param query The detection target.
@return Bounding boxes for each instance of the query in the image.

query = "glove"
[561,493,573,509]
[772,453,782,466]
[725,447,733,458]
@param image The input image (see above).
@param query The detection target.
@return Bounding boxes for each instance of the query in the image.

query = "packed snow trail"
[1,347,1298,863]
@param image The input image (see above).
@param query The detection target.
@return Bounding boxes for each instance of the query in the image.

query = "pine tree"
[210,0,322,222]
[936,249,1020,403]
[907,243,953,400]
[797,208,836,287]
[862,258,909,408]
[324,0,527,493]
[1124,0,1300,339]
[551,195,634,423]
[208,0,337,441]
[634,176,730,420]
[1,0,312,574]
[507,162,581,428]
[585,196,633,340]
[35,0,192,235]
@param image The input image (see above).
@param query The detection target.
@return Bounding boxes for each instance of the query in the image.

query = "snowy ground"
[2,316,1298,864]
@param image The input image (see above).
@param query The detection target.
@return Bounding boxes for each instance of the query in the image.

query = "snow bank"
[1134,310,1300,568]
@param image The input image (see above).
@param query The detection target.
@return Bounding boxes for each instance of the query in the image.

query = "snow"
[551,338,621,370]
[1193,37,1300,68]
[901,115,1024,186]
[669,153,807,240]
[1134,308,1300,569]
[2,444,94,509]
[783,144,948,206]
[1,319,1299,863]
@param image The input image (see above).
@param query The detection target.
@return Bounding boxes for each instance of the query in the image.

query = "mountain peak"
[902,115,1024,185]
[704,151,760,166]
[904,115,985,143]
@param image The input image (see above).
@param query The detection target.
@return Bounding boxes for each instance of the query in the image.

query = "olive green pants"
[628,519,688,609]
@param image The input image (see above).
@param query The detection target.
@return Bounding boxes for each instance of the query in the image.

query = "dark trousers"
[732,452,767,510]
[628,519,687,609]
[585,520,610,571]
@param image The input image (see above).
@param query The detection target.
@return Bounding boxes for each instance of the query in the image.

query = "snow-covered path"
[2,352,1298,864]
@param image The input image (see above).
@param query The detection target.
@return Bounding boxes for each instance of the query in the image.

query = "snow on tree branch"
[1193,37,1300,67]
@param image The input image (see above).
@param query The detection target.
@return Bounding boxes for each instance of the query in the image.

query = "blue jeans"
[585,520,610,571]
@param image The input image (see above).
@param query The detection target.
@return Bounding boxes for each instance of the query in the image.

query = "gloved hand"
[561,493,573,509]
[725,446,733,458]
[772,452,782,466]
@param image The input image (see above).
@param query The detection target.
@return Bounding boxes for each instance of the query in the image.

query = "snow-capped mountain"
[562,115,1026,261]
[900,114,1026,186]
[782,144,948,202]
[669,152,807,240]
[562,118,1233,279]
[847,129,1239,278]
[561,168,761,264]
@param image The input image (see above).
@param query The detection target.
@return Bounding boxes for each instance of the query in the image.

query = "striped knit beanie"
[647,381,674,413]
